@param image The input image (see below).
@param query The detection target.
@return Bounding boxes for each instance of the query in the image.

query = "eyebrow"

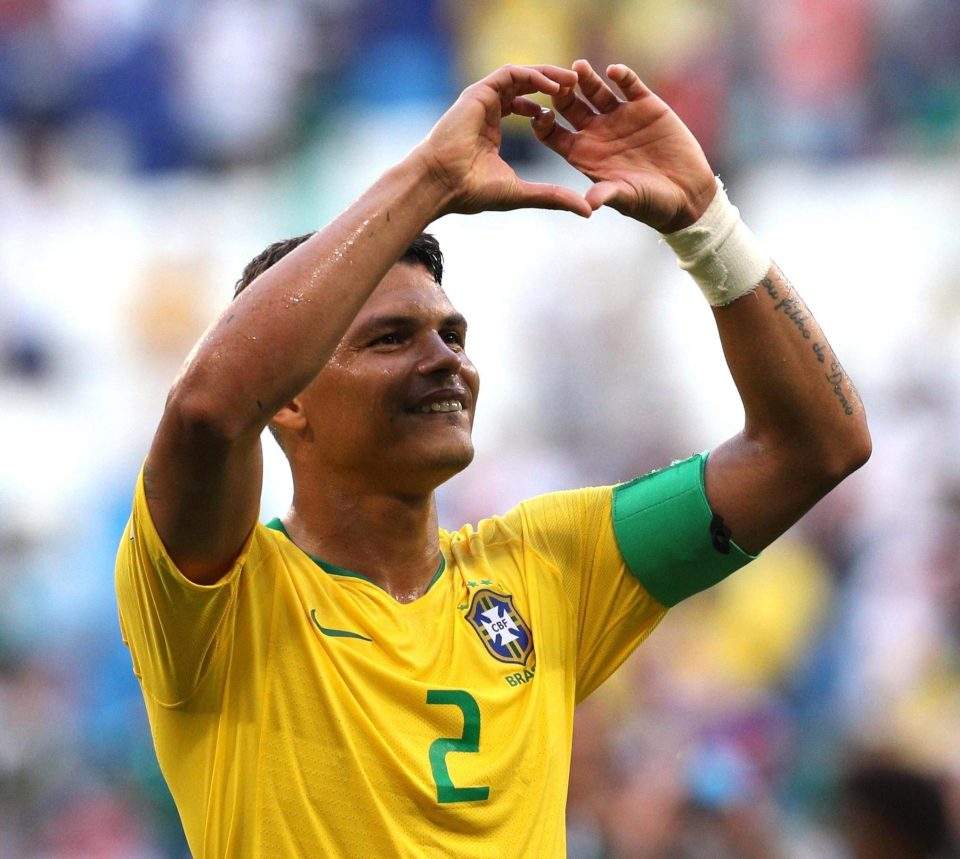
[356,312,468,335]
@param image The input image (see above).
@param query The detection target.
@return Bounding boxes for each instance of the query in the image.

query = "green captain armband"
[612,452,757,607]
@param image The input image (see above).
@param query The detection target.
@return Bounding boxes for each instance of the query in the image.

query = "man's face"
[293,262,480,493]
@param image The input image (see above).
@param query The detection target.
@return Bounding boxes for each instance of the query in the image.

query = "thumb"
[512,179,592,218]
[584,181,624,212]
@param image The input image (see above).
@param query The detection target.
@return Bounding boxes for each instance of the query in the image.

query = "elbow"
[808,418,873,489]
[760,415,872,495]
[834,408,873,479]
[162,370,251,447]
[846,424,873,474]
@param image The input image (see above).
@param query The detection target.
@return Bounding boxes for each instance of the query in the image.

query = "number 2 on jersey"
[426,690,490,803]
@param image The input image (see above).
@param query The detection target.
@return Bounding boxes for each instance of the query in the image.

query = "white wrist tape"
[661,177,771,306]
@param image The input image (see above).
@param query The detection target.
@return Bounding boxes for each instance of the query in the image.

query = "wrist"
[660,177,771,306]
[660,179,720,234]
[403,144,460,220]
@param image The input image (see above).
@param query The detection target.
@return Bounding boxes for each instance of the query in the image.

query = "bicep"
[145,405,264,585]
[704,434,823,556]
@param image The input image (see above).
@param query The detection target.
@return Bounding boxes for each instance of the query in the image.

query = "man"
[116,61,870,857]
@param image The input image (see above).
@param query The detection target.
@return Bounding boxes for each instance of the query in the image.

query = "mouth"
[411,399,464,414]
[408,386,470,416]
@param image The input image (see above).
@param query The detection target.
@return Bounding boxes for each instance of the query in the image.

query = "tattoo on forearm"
[813,340,861,417]
[763,271,861,418]
[819,339,862,417]
[825,360,856,416]
[760,275,780,301]
[775,297,812,338]
[762,274,812,338]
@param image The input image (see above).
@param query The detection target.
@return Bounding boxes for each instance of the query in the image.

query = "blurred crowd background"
[2,0,960,856]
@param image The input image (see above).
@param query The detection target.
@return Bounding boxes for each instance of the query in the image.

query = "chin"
[400,443,475,492]
[427,444,475,478]
[369,426,475,492]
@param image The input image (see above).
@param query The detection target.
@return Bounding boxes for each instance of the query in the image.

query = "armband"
[612,453,756,607]
[661,178,771,306]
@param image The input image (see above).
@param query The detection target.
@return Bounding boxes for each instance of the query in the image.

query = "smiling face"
[281,261,480,496]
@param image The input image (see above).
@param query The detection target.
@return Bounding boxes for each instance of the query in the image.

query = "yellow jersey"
[115,453,752,857]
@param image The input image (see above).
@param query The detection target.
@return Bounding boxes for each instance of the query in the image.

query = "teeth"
[414,401,463,413]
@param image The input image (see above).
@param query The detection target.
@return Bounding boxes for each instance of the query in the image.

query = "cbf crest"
[465,589,534,666]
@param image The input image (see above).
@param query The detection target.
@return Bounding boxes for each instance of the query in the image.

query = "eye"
[369,332,404,347]
[441,330,465,348]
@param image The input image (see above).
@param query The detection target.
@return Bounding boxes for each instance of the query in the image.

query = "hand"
[414,65,592,219]
[519,60,717,232]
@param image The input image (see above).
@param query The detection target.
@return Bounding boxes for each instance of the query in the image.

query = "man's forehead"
[357,264,461,323]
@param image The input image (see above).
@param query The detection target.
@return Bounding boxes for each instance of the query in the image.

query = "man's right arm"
[144,65,592,585]
[145,158,452,586]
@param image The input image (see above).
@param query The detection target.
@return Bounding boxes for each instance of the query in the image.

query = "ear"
[271,397,308,434]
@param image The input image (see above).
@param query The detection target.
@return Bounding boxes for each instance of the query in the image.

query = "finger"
[508,95,544,119]
[480,64,569,100]
[477,66,574,122]
[550,85,596,131]
[512,179,592,218]
[606,63,651,101]
[572,59,621,113]
[584,180,624,211]
[529,109,576,159]
[527,64,580,90]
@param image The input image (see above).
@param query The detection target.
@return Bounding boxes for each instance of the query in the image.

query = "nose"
[416,331,463,376]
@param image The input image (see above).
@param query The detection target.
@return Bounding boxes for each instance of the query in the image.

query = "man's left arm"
[527,59,871,555]
[701,262,870,554]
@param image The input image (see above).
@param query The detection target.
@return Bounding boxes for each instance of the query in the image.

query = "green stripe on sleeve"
[612,453,757,607]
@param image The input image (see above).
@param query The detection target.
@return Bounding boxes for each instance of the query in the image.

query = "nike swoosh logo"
[310,609,372,641]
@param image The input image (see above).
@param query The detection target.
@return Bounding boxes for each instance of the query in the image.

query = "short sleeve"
[511,487,668,702]
[612,452,757,608]
[114,467,256,707]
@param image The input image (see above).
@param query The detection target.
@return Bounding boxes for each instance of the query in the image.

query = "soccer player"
[115,61,870,857]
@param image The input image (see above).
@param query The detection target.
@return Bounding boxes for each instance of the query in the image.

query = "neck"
[282,477,442,604]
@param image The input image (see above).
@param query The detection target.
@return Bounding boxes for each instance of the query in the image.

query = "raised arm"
[528,60,870,554]
[146,65,592,585]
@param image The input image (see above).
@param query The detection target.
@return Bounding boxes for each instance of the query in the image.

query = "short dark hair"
[233,231,444,298]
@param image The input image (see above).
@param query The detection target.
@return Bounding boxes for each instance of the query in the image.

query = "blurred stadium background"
[2,0,959,856]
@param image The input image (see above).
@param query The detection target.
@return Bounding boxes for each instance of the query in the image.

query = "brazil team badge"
[465,589,534,666]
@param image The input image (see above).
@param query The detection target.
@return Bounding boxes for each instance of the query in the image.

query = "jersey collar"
[265,517,446,594]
